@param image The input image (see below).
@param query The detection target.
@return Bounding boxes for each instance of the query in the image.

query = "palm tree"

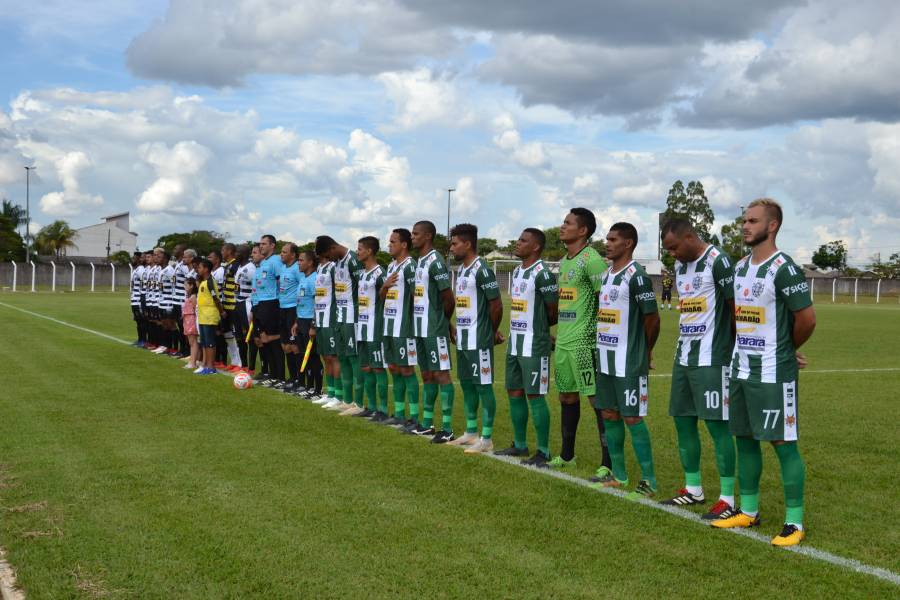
[1,199,25,231]
[35,220,79,258]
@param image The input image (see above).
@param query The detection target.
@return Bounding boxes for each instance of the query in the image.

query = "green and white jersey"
[508,260,558,357]
[674,245,735,367]
[334,250,363,324]
[731,252,812,384]
[314,261,336,328]
[596,260,658,377]
[455,257,500,351]
[356,265,385,342]
[413,249,452,337]
[557,246,606,350]
[383,256,416,338]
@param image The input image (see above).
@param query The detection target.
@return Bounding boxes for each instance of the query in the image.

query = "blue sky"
[1,0,899,266]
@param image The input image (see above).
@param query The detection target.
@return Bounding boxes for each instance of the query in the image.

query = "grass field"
[0,291,898,599]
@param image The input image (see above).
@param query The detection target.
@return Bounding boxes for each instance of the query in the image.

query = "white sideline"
[2,301,900,587]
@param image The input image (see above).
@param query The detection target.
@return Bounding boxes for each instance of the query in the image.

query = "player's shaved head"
[414,221,436,239]
[523,227,546,251]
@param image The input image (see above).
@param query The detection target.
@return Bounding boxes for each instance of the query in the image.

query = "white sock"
[225,336,240,365]
[686,485,703,497]
[742,509,758,517]
[719,495,735,507]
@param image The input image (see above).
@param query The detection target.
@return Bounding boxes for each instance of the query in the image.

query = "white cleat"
[311,396,332,405]
[447,431,480,447]
[183,363,196,369]
[152,346,168,354]
[340,405,365,416]
[323,399,344,410]
[193,366,205,374]
[464,437,494,454]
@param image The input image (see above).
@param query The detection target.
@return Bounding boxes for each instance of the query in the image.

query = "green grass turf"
[0,291,898,598]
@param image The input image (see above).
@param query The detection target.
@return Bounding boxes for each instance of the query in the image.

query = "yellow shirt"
[197,279,221,325]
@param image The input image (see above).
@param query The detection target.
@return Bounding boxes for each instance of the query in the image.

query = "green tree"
[542,227,565,260]
[156,231,226,257]
[0,215,25,261]
[869,252,900,279]
[811,240,848,271]
[663,180,716,243]
[719,216,745,262]
[477,237,498,256]
[110,250,132,266]
[35,220,79,258]
[1,199,25,230]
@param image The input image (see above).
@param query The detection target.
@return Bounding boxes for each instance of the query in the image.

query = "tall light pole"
[24,166,37,258]
[446,187,456,260]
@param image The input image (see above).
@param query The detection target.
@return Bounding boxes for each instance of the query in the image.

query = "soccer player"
[445,223,503,454]
[661,271,674,310]
[354,236,389,419]
[276,242,301,391]
[148,249,165,352]
[710,199,815,547]
[221,243,243,370]
[496,228,558,466]
[311,241,343,407]
[380,228,420,430]
[233,245,254,371]
[130,252,146,346]
[660,218,737,519]
[292,249,320,397]
[551,208,610,475]
[253,235,285,386]
[593,222,661,500]
[411,220,456,441]
[320,236,365,413]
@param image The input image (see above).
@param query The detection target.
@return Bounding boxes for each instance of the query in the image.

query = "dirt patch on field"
[4,502,46,514]
[0,546,25,600]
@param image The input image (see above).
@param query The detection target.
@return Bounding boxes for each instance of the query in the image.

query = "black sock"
[249,344,258,371]
[286,352,298,381]
[560,401,581,461]
[593,406,611,469]
[238,340,248,368]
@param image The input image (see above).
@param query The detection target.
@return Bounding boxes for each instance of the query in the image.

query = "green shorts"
[416,336,452,372]
[669,363,730,421]
[335,322,357,357]
[554,345,596,396]
[729,377,799,442]
[457,348,494,385]
[595,371,649,417]
[358,340,387,370]
[384,336,417,367]
[506,353,550,395]
[316,326,338,356]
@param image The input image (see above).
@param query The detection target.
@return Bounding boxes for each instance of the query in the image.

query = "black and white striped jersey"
[235,262,256,303]
[130,265,144,306]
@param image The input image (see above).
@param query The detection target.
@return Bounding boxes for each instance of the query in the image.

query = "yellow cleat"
[771,524,805,547]
[710,511,760,529]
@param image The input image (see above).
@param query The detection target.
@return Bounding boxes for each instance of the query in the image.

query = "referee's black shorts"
[254,299,280,336]
[279,307,297,344]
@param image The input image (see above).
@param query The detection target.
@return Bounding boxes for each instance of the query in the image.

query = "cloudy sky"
[1,0,898,265]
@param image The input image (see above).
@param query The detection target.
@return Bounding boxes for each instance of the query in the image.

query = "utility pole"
[446,187,456,261]
[24,166,37,258]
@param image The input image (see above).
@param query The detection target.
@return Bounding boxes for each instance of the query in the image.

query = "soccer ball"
[233,372,253,390]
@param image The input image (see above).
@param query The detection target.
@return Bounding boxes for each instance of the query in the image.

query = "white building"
[72,212,138,258]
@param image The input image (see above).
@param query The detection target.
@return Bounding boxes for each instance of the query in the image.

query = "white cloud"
[377,68,473,130]
[39,151,103,216]
[491,113,552,175]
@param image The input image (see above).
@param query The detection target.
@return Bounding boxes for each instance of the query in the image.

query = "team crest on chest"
[692,275,703,290]
[751,281,765,298]
[609,288,619,302]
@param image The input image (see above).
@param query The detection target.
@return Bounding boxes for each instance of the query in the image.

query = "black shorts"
[132,305,142,321]
[254,300,280,336]
[662,290,672,301]
[170,305,182,321]
[231,307,249,342]
[279,307,297,344]
[294,317,313,350]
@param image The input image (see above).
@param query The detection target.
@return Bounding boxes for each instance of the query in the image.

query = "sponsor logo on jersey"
[679,297,708,313]
[679,323,708,336]
[385,307,398,317]
[414,285,425,298]
[597,332,619,346]
[456,296,471,309]
[334,282,348,294]
[386,289,399,300]
[737,334,766,349]
[559,310,576,321]
[596,308,621,324]
[358,296,370,308]
[511,299,528,313]
[559,287,577,302]
[358,314,369,322]
[781,282,809,296]
[315,288,328,298]
[636,291,656,302]
[735,306,765,324]
[456,316,472,326]
[510,320,528,332]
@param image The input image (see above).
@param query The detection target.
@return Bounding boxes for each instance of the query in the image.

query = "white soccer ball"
[233,372,253,390]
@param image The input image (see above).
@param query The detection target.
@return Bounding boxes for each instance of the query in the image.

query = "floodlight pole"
[446,188,455,261]
[24,166,37,258]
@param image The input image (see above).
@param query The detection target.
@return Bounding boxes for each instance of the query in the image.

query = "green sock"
[340,357,353,404]
[333,372,343,401]
[478,385,496,439]
[509,395,529,449]
[626,419,656,489]
[604,418,628,482]
[439,383,455,432]
[326,375,336,398]
[674,416,702,488]
[405,374,420,422]
[364,371,377,411]
[774,442,806,526]
[376,370,389,414]
[705,419,736,495]
[461,382,479,434]
[392,373,406,418]
[351,355,364,407]
[736,436,762,514]
[529,396,550,455]
[422,383,439,428]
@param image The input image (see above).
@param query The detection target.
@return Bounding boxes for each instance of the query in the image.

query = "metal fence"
[0,261,131,292]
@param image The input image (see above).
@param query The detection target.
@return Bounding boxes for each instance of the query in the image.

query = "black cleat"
[522,451,551,468]
[493,444,530,457]
[354,409,375,418]
[383,416,406,427]
[400,420,419,434]
[370,411,389,423]
[430,430,455,444]
[411,424,435,436]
